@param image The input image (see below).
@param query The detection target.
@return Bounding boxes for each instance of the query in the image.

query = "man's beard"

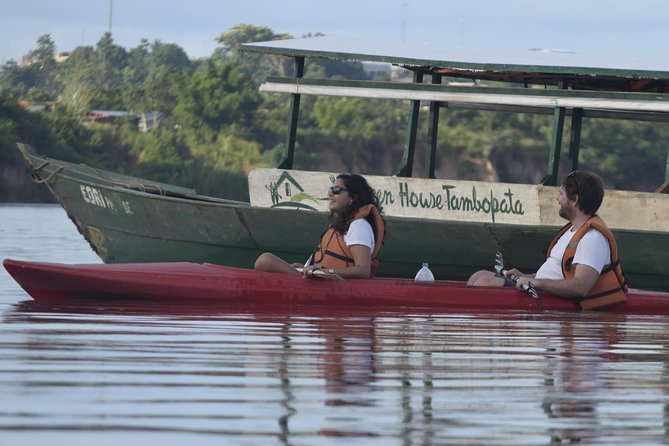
[558,205,573,221]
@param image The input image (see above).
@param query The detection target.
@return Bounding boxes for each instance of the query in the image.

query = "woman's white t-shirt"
[535,228,611,279]
[344,219,375,251]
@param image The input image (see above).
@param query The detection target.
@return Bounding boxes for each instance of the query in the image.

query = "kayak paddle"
[494,251,540,301]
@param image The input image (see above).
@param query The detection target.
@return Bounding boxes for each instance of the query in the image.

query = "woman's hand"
[302,263,323,278]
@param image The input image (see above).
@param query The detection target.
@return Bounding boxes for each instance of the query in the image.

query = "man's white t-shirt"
[535,228,611,280]
[344,219,375,251]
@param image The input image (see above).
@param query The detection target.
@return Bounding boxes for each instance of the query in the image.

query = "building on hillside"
[86,110,136,123]
[20,51,71,67]
[85,109,162,132]
[54,52,70,63]
[138,111,163,132]
[19,101,54,112]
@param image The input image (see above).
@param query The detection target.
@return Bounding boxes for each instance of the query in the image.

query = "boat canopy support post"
[425,74,442,179]
[568,108,583,172]
[278,56,305,170]
[396,71,424,177]
[543,81,568,186]
[665,146,669,183]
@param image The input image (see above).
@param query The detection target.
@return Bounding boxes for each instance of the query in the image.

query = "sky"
[2,0,669,66]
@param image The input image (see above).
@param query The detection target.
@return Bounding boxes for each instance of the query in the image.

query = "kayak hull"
[4,258,669,315]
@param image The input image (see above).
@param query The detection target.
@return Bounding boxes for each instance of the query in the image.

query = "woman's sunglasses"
[328,185,348,195]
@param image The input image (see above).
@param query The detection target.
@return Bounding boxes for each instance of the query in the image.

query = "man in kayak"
[255,173,385,279]
[467,170,627,310]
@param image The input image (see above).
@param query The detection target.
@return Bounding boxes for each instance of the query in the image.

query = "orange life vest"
[546,216,628,310]
[313,204,384,277]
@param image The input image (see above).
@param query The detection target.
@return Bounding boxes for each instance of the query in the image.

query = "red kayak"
[4,258,669,314]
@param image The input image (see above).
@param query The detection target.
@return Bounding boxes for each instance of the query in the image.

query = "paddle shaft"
[494,251,540,302]
[500,269,540,300]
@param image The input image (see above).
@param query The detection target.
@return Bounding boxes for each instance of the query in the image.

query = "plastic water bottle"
[414,262,435,283]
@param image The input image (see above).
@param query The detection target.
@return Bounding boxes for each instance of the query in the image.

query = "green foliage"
[212,124,271,172]
[132,127,186,165]
[140,41,194,112]
[124,125,250,199]
[0,98,31,162]
[311,96,404,173]
[579,119,669,191]
[0,60,36,100]
[23,35,60,95]
[217,24,289,53]
[0,97,66,201]
[0,97,61,157]
[215,24,294,87]
[173,58,260,134]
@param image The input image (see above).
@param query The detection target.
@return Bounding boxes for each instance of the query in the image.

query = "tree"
[215,24,293,85]
[58,46,97,115]
[173,58,260,134]
[26,35,57,69]
[122,39,150,109]
[141,41,194,112]
[212,124,269,173]
[92,33,129,108]
[25,34,59,96]
[0,60,33,99]
[143,65,185,113]
[60,77,95,117]
[119,40,194,112]
[0,35,59,101]
[147,41,192,69]
[311,96,405,173]
[579,119,669,191]
[216,24,290,55]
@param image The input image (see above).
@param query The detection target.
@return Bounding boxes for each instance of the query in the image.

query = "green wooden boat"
[17,36,669,290]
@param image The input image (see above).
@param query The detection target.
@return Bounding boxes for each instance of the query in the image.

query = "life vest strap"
[578,285,626,301]
[600,258,620,274]
[578,285,628,310]
[320,248,353,264]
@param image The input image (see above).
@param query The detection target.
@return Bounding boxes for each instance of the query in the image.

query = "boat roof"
[242,35,669,93]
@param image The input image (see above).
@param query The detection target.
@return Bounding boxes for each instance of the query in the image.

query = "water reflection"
[318,318,376,405]
[6,205,669,444]
[541,319,621,442]
[4,301,669,445]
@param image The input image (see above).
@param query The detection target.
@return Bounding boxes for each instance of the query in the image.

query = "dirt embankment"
[0,162,53,203]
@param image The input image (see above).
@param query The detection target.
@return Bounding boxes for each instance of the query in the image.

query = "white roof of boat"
[243,35,669,88]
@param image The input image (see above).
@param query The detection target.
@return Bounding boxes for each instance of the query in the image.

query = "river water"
[2,204,669,445]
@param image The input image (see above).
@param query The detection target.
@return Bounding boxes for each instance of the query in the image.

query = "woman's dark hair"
[331,174,384,241]
[561,170,604,216]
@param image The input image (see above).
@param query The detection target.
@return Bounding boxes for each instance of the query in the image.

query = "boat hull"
[17,145,553,279]
[5,258,669,315]
[17,144,669,290]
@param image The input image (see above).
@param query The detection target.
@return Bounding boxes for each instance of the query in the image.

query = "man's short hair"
[561,170,604,216]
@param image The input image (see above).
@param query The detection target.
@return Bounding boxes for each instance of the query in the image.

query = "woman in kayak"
[255,173,385,279]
